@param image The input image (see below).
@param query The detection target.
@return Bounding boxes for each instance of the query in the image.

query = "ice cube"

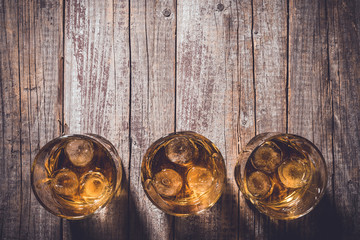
[165,137,198,164]
[65,139,94,167]
[278,156,310,189]
[153,169,183,197]
[186,167,214,195]
[51,169,79,196]
[79,172,109,201]
[251,142,282,173]
[246,171,273,198]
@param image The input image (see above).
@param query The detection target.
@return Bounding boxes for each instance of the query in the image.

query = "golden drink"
[141,132,226,216]
[31,134,122,219]
[235,133,327,220]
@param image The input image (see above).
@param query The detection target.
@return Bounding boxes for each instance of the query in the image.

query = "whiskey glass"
[141,131,226,216]
[31,134,123,220]
[235,133,327,220]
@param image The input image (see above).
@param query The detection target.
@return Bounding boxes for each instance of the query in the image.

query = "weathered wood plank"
[22,0,65,238]
[175,1,241,239]
[0,1,23,239]
[63,0,129,239]
[1,0,360,239]
[285,0,337,239]
[128,0,176,239]
[251,0,288,239]
[231,0,257,239]
[327,0,360,238]
[253,0,288,135]
[0,0,63,239]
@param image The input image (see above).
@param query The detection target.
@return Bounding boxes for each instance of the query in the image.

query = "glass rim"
[235,132,328,220]
[140,131,227,216]
[30,133,122,220]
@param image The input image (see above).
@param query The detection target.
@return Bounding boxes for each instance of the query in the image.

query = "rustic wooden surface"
[1,0,359,239]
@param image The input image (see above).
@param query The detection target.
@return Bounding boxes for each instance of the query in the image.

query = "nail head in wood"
[163,9,171,17]
[217,3,224,11]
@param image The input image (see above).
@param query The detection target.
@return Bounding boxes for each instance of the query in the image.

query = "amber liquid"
[44,137,116,217]
[243,135,315,210]
[141,132,226,216]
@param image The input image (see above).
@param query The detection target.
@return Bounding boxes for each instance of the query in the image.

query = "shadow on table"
[250,193,342,240]
[68,181,343,240]
[174,181,254,240]
[284,193,341,240]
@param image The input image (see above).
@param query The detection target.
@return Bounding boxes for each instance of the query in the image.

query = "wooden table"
[1,0,359,239]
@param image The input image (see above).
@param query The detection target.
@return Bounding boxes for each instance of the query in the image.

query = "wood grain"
[328,0,360,238]
[285,0,336,239]
[128,0,176,239]
[0,1,23,238]
[63,0,129,239]
[0,0,63,239]
[251,0,288,239]
[175,1,240,239]
[253,0,288,134]
[0,0,360,239]
[231,0,257,239]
